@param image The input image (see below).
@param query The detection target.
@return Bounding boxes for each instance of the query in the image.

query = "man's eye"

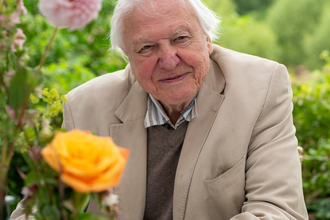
[175,36,188,42]
[139,45,153,53]
[142,45,151,50]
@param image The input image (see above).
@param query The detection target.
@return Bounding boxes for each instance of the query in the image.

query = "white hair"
[110,0,221,53]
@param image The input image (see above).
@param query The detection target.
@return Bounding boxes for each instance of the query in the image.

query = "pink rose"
[38,0,103,31]
[11,28,26,52]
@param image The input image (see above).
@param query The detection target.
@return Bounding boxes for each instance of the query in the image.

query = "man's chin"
[159,94,196,110]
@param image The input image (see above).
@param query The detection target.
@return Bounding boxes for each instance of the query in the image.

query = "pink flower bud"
[11,28,26,52]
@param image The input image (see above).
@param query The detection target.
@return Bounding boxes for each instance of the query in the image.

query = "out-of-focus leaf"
[41,204,61,219]
[8,67,30,111]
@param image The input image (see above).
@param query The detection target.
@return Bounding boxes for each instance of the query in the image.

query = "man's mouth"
[159,73,189,83]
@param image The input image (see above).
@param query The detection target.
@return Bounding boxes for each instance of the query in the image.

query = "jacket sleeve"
[231,64,308,219]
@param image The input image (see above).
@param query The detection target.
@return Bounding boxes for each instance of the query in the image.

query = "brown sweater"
[143,121,189,220]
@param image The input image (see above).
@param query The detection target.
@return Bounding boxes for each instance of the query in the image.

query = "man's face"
[122,0,213,110]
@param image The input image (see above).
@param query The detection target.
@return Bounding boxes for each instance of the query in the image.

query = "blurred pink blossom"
[6,105,26,124]
[38,0,103,31]
[11,28,26,52]
[3,70,16,87]
[28,143,42,162]
[0,12,20,27]
[18,0,28,15]
[0,0,26,27]
[6,105,16,121]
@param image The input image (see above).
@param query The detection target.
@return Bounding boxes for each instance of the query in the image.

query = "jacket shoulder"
[63,65,135,133]
[210,45,286,90]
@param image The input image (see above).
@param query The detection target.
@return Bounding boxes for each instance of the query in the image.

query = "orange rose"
[41,129,129,193]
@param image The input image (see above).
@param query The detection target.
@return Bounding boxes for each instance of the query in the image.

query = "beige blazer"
[11,45,308,220]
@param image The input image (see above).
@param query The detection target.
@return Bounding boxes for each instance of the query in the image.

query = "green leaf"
[8,67,30,111]
[40,204,61,219]
[25,170,40,186]
[25,169,57,186]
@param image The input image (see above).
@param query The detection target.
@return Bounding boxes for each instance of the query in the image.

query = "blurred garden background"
[3,0,330,219]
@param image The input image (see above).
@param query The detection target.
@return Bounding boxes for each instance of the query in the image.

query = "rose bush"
[41,129,129,193]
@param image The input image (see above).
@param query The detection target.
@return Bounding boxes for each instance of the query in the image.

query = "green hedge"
[291,55,330,219]
[266,0,327,68]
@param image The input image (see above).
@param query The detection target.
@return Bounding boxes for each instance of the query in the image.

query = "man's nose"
[158,45,180,71]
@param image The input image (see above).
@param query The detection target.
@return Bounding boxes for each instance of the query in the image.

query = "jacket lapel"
[173,60,226,220]
[110,81,148,220]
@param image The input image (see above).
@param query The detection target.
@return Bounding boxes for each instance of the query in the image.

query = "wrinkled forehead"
[120,0,201,54]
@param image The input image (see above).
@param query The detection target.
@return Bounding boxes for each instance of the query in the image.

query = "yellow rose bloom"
[41,129,129,193]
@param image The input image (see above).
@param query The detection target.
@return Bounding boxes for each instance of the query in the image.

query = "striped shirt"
[144,93,198,129]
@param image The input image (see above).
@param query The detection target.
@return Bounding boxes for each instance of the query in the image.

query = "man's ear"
[206,36,213,55]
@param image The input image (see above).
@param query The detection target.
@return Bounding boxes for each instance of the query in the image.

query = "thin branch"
[6,142,15,164]
[1,138,8,162]
[17,101,28,130]
[34,28,58,79]
[16,27,59,130]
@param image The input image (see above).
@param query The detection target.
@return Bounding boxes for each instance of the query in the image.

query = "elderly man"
[12,0,308,219]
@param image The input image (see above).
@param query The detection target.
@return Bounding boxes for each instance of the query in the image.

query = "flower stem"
[34,27,58,78]
[17,27,59,130]
[1,138,8,163]
[0,139,14,202]
[0,165,8,202]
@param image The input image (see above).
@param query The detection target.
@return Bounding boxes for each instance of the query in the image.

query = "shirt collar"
[144,93,198,129]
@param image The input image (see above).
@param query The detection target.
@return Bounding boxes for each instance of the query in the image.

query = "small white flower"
[103,193,119,207]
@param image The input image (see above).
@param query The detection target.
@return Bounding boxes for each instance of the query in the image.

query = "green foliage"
[232,0,275,15]
[203,0,236,18]
[303,3,330,70]
[292,54,330,219]
[266,0,326,66]
[292,70,330,148]
[41,58,97,95]
[217,15,280,61]
[204,0,280,61]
